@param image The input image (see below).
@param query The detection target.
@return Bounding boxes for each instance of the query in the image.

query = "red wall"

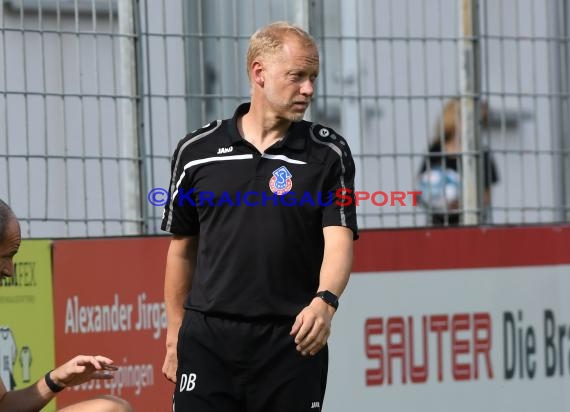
[354,225,570,271]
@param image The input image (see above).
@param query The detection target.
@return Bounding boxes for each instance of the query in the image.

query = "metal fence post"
[119,0,142,234]
[549,0,570,223]
[459,0,481,225]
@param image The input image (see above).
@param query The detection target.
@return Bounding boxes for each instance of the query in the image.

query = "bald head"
[0,199,15,244]
[0,199,20,279]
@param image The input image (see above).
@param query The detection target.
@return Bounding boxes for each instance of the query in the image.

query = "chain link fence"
[1,0,569,237]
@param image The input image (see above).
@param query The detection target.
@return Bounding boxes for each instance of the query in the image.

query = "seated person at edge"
[0,199,133,412]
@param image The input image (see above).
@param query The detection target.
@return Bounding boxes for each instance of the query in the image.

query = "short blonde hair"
[432,98,489,145]
[246,21,317,81]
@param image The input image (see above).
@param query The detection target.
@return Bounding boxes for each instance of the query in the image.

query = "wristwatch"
[315,290,339,310]
[45,370,65,393]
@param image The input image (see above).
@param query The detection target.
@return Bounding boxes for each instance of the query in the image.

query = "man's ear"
[252,61,264,87]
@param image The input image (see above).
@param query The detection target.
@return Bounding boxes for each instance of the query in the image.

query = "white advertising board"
[326,265,570,412]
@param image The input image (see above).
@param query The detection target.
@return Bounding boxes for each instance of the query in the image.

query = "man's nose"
[0,259,14,278]
[300,79,314,97]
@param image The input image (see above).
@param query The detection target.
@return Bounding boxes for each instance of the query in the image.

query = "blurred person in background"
[417,98,499,226]
[0,199,132,412]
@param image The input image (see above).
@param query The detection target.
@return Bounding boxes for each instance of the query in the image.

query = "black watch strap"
[45,370,65,393]
[315,290,339,310]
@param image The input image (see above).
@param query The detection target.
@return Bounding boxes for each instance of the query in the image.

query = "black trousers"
[173,310,329,412]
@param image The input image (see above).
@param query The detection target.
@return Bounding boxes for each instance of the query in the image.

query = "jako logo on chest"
[217,146,233,154]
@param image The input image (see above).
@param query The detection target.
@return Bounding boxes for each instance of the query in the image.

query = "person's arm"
[290,226,354,356]
[162,235,198,383]
[0,355,116,412]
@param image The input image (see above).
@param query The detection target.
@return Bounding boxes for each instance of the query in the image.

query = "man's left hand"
[290,298,335,356]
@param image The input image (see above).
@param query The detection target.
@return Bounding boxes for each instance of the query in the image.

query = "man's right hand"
[162,236,198,384]
[162,348,178,383]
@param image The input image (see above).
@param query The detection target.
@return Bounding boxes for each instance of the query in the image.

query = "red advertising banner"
[52,236,171,411]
